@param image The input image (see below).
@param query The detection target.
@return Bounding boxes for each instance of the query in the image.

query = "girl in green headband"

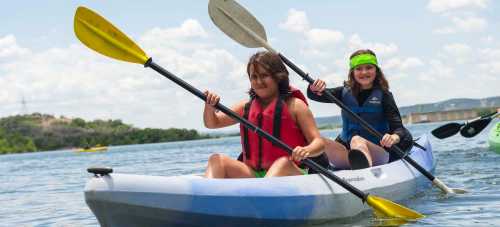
[307,49,413,170]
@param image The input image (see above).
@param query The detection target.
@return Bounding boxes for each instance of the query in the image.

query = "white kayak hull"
[85,135,434,227]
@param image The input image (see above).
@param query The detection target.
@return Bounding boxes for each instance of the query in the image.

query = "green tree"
[71,118,86,128]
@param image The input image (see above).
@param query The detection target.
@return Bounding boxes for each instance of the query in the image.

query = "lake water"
[1,121,500,226]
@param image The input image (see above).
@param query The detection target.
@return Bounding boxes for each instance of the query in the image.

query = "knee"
[271,156,293,168]
[350,135,366,147]
[207,153,227,165]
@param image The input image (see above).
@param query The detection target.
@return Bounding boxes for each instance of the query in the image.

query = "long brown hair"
[246,51,290,98]
[345,49,389,97]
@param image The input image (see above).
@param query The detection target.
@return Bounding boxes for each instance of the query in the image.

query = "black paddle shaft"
[144,58,369,202]
[278,54,436,181]
[481,111,499,119]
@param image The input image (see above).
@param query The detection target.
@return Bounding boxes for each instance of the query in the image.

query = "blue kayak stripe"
[189,182,317,219]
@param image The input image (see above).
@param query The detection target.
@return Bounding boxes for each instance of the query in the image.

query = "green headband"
[349,54,378,69]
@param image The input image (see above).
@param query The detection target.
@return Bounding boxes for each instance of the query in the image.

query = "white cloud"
[424,60,455,81]
[427,0,490,13]
[279,9,343,57]
[478,48,500,59]
[145,19,207,40]
[348,34,399,57]
[478,48,500,74]
[305,28,344,47]
[429,0,489,35]
[433,27,457,34]
[0,20,246,130]
[478,61,500,74]
[384,57,425,71]
[481,35,494,43]
[0,35,30,62]
[443,43,472,57]
[433,15,487,34]
[279,9,310,33]
[451,16,487,32]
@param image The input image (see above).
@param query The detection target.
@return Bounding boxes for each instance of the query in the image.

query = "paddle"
[73,6,424,220]
[432,111,499,139]
[208,0,466,195]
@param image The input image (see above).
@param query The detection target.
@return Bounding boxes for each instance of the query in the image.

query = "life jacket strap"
[272,95,284,142]
[243,99,252,160]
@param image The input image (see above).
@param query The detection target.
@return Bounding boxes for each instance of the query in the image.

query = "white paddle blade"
[208,0,267,48]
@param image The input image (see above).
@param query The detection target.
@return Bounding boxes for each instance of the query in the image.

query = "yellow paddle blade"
[366,195,424,220]
[74,6,149,64]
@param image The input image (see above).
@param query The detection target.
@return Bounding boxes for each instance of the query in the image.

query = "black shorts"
[335,135,412,163]
[335,136,350,150]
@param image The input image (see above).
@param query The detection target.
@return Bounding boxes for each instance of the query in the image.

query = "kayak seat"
[87,166,113,177]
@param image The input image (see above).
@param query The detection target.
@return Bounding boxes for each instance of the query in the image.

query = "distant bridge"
[402,107,498,124]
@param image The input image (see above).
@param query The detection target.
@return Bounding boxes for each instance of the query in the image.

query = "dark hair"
[246,51,290,98]
[345,49,389,97]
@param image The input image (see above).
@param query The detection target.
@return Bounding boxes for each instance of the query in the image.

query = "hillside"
[315,96,500,127]
[0,113,211,154]
[399,96,500,116]
[315,115,342,128]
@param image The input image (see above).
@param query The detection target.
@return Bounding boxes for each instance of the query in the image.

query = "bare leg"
[204,153,255,178]
[349,136,390,167]
[265,157,303,177]
[323,137,350,169]
[365,141,389,166]
[350,135,373,166]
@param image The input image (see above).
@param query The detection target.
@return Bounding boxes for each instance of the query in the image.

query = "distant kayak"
[84,135,434,227]
[75,146,107,153]
[489,122,500,152]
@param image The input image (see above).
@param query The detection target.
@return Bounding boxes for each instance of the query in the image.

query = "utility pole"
[21,95,28,115]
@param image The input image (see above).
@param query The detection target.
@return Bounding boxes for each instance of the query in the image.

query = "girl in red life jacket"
[203,51,326,178]
[308,49,413,170]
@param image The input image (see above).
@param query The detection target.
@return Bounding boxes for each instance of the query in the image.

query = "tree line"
[0,113,212,154]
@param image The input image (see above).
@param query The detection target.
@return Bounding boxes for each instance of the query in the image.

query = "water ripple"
[1,123,500,226]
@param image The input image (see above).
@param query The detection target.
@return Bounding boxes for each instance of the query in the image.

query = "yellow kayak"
[76,146,108,153]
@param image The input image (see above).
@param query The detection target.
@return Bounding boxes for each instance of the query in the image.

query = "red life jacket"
[240,87,308,171]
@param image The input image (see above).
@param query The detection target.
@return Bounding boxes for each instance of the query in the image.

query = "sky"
[1,0,499,131]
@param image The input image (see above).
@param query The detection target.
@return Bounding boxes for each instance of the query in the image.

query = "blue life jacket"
[340,87,389,145]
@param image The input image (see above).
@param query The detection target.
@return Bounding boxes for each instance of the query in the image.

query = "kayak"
[489,122,500,152]
[85,135,433,226]
[84,134,434,227]
[76,146,108,153]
